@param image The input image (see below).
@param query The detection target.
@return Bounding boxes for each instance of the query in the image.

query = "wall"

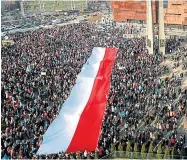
[112,0,187,25]
[164,0,187,25]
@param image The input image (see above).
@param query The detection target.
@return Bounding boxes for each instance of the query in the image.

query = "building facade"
[3,0,19,12]
[87,0,111,10]
[164,0,187,25]
[22,0,87,14]
[112,0,187,25]
[1,0,5,13]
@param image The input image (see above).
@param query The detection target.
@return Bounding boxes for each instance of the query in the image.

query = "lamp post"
[146,0,154,55]
[158,0,166,55]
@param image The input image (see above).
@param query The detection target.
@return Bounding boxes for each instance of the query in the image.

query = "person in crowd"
[1,21,186,159]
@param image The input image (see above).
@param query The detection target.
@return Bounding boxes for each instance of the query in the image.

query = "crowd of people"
[1,21,187,159]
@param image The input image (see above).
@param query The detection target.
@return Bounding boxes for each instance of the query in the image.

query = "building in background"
[3,0,19,12]
[112,1,157,23]
[1,0,5,14]
[87,0,111,10]
[112,0,187,25]
[164,0,187,25]
[22,0,87,14]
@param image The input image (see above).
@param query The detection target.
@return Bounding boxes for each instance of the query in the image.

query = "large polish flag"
[37,47,118,155]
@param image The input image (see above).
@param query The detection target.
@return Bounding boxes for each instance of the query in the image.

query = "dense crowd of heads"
[1,22,187,159]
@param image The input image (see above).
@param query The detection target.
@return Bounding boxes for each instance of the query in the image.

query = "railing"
[101,151,187,159]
